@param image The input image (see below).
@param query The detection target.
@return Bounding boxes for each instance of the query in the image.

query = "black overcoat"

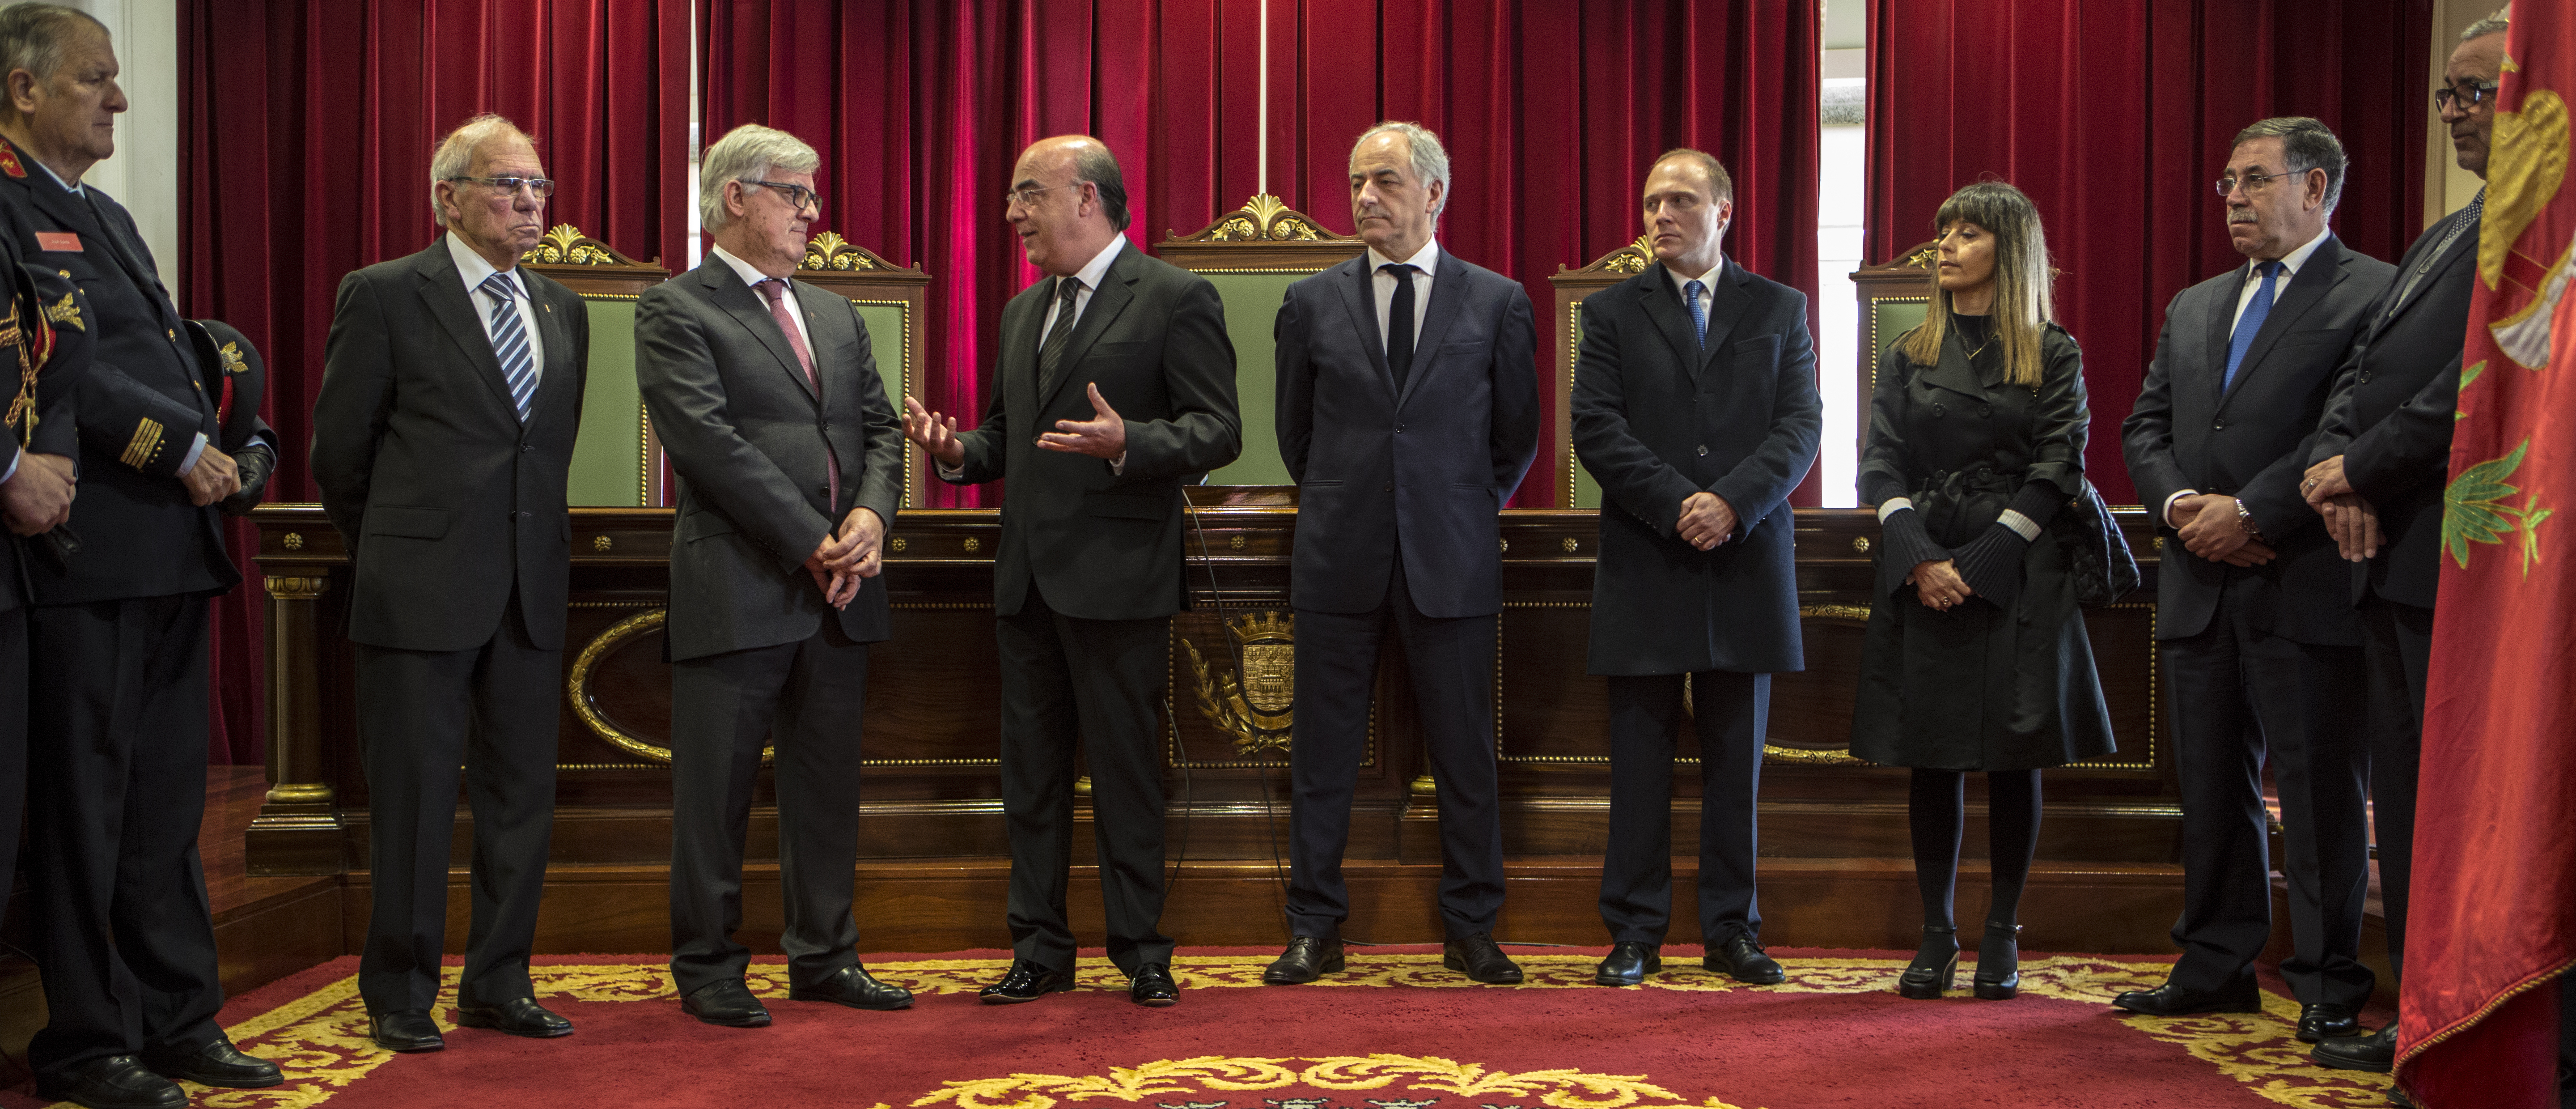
[1848,322,2115,770]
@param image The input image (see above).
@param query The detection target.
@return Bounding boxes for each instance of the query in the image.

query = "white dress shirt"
[2162,226,2334,527]
[449,231,547,392]
[1663,257,1725,328]
[939,235,1134,480]
[1364,239,1440,358]
[711,244,815,358]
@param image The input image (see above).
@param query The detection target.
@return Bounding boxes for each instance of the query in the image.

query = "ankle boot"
[1973,922,2022,999]
[1897,925,1959,999]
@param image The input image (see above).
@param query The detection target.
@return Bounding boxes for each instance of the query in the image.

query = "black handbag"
[2051,480,2139,608]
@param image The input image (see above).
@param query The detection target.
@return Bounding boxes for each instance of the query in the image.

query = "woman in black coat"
[1849,181,2115,1001]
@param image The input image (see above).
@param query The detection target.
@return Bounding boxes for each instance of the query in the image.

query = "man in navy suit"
[2117,117,2393,1039]
[1263,121,1540,986]
[1570,149,1821,987]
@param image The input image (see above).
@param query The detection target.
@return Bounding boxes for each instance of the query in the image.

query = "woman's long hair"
[1898,181,2054,388]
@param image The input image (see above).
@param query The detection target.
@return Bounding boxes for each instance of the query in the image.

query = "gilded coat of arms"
[1183,611,1296,755]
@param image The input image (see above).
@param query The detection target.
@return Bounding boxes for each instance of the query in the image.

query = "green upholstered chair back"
[1546,237,1665,510]
[521,226,672,506]
[795,233,934,508]
[1155,195,1367,485]
[1851,240,1940,447]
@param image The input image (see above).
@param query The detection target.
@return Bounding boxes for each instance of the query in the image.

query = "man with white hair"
[1262,121,1540,986]
[0,5,280,1105]
[639,123,907,1028]
[313,112,590,1055]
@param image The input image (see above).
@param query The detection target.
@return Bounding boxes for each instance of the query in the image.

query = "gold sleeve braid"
[120,418,164,469]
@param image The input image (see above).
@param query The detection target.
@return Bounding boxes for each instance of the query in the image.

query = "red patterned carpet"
[3,947,2398,1109]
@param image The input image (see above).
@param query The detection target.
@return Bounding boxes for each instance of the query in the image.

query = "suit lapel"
[2221,239,2342,405]
[412,245,521,416]
[1039,248,1137,411]
[1331,257,1396,401]
[529,277,579,421]
[1920,322,1988,400]
[1396,250,1469,409]
[702,263,816,404]
[1635,270,1703,379]
[1698,261,1750,374]
[2380,204,2481,329]
[2204,263,2240,401]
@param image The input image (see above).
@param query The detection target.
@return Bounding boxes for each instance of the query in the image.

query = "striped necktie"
[479,272,537,420]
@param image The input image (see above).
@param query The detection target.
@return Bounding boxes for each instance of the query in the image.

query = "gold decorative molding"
[264,782,334,805]
[567,608,771,766]
[1182,611,1296,756]
[1168,194,1356,245]
[281,532,304,551]
[1797,603,1873,623]
[800,231,902,272]
[522,224,644,267]
[264,575,327,599]
[1560,236,1655,277]
[592,534,613,552]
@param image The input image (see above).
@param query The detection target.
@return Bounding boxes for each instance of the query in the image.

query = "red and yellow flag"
[2403,8,2576,1106]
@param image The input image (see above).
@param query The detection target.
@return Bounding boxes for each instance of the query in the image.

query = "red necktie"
[757,278,839,513]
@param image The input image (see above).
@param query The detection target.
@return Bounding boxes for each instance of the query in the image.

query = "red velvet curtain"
[702,0,1820,508]
[180,0,694,763]
[1866,0,2432,504]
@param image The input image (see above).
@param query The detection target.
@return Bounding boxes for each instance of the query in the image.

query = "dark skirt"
[1848,523,2117,772]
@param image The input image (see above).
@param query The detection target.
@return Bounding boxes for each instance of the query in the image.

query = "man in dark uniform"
[0,6,281,1107]
[2299,15,2504,1082]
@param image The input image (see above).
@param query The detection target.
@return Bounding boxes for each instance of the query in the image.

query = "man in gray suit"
[638,123,907,1028]
[2117,117,2392,1041]
[902,135,1239,1007]
[1263,122,1541,986]
[314,114,589,1054]
[1571,149,1820,988]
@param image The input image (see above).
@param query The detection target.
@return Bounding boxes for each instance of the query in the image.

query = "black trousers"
[2360,594,2433,981]
[0,606,25,930]
[2162,594,2372,1006]
[25,595,223,1078]
[995,588,1172,975]
[1288,555,1504,940]
[355,600,560,1014]
[1598,670,1769,947]
[669,623,871,996]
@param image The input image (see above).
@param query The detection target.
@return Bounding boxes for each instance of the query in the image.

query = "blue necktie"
[2223,261,2278,392]
[1684,279,1708,349]
[480,272,538,420]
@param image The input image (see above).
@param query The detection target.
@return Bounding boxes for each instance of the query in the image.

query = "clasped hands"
[0,451,74,535]
[1677,492,1736,552]
[805,506,885,610]
[180,446,241,508]
[901,383,1127,466]
[2169,493,2275,566]
[2299,455,2381,561]
[1907,559,1970,610]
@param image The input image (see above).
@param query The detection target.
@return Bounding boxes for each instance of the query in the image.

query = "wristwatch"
[2233,498,2266,542]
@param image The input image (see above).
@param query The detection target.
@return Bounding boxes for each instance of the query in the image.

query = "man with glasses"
[902,135,1238,1007]
[2116,117,2393,1044]
[638,123,907,1028]
[2297,9,2507,1085]
[0,6,283,1105]
[312,113,589,1054]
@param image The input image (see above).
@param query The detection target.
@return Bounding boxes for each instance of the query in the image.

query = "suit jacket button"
[2212,419,2225,430]
[1696,444,1708,456]
[1978,403,1992,417]
[2359,370,2374,383]
[1396,423,1406,433]
[1932,403,1945,416]
[1382,482,1392,492]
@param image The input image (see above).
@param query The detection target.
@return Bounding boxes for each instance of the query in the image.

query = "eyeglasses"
[2435,79,2500,111]
[1002,182,1080,209]
[744,179,820,212]
[2214,168,2302,197]
[446,175,555,199]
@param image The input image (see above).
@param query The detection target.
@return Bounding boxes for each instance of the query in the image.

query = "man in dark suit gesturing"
[0,7,284,1105]
[1263,122,1541,986]
[902,135,1238,1008]
[313,115,589,1054]
[2297,17,2505,1076]
[639,123,908,1029]
[2116,117,2393,1040]
[1570,149,1820,988]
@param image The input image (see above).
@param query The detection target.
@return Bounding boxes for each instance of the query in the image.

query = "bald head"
[1007,135,1128,276]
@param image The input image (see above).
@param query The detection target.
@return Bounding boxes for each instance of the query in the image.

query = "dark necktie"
[479,273,538,420]
[1038,276,1083,396]
[1383,263,1419,391]
[2223,260,2278,392]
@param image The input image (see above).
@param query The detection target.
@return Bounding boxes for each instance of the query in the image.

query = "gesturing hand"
[901,394,966,467]
[1676,492,1737,551]
[1035,382,1127,460]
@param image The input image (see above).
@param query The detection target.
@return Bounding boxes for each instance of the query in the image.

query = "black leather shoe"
[1898,926,1959,999]
[2312,1024,2396,1073]
[1972,922,2022,1000]
[2297,1003,2363,1042]
[369,1009,446,1052]
[34,1055,187,1109]
[2111,979,2263,1017]
[1595,941,1661,986]
[454,996,574,1038]
[1263,936,1346,984]
[1129,963,1179,1007]
[1703,934,1787,985]
[1442,934,1525,984]
[979,959,1076,1004]
[680,979,771,1028]
[790,965,913,1011]
[140,1036,283,1088]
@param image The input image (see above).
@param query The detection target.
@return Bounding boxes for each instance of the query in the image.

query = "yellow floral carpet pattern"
[38,953,2399,1109]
